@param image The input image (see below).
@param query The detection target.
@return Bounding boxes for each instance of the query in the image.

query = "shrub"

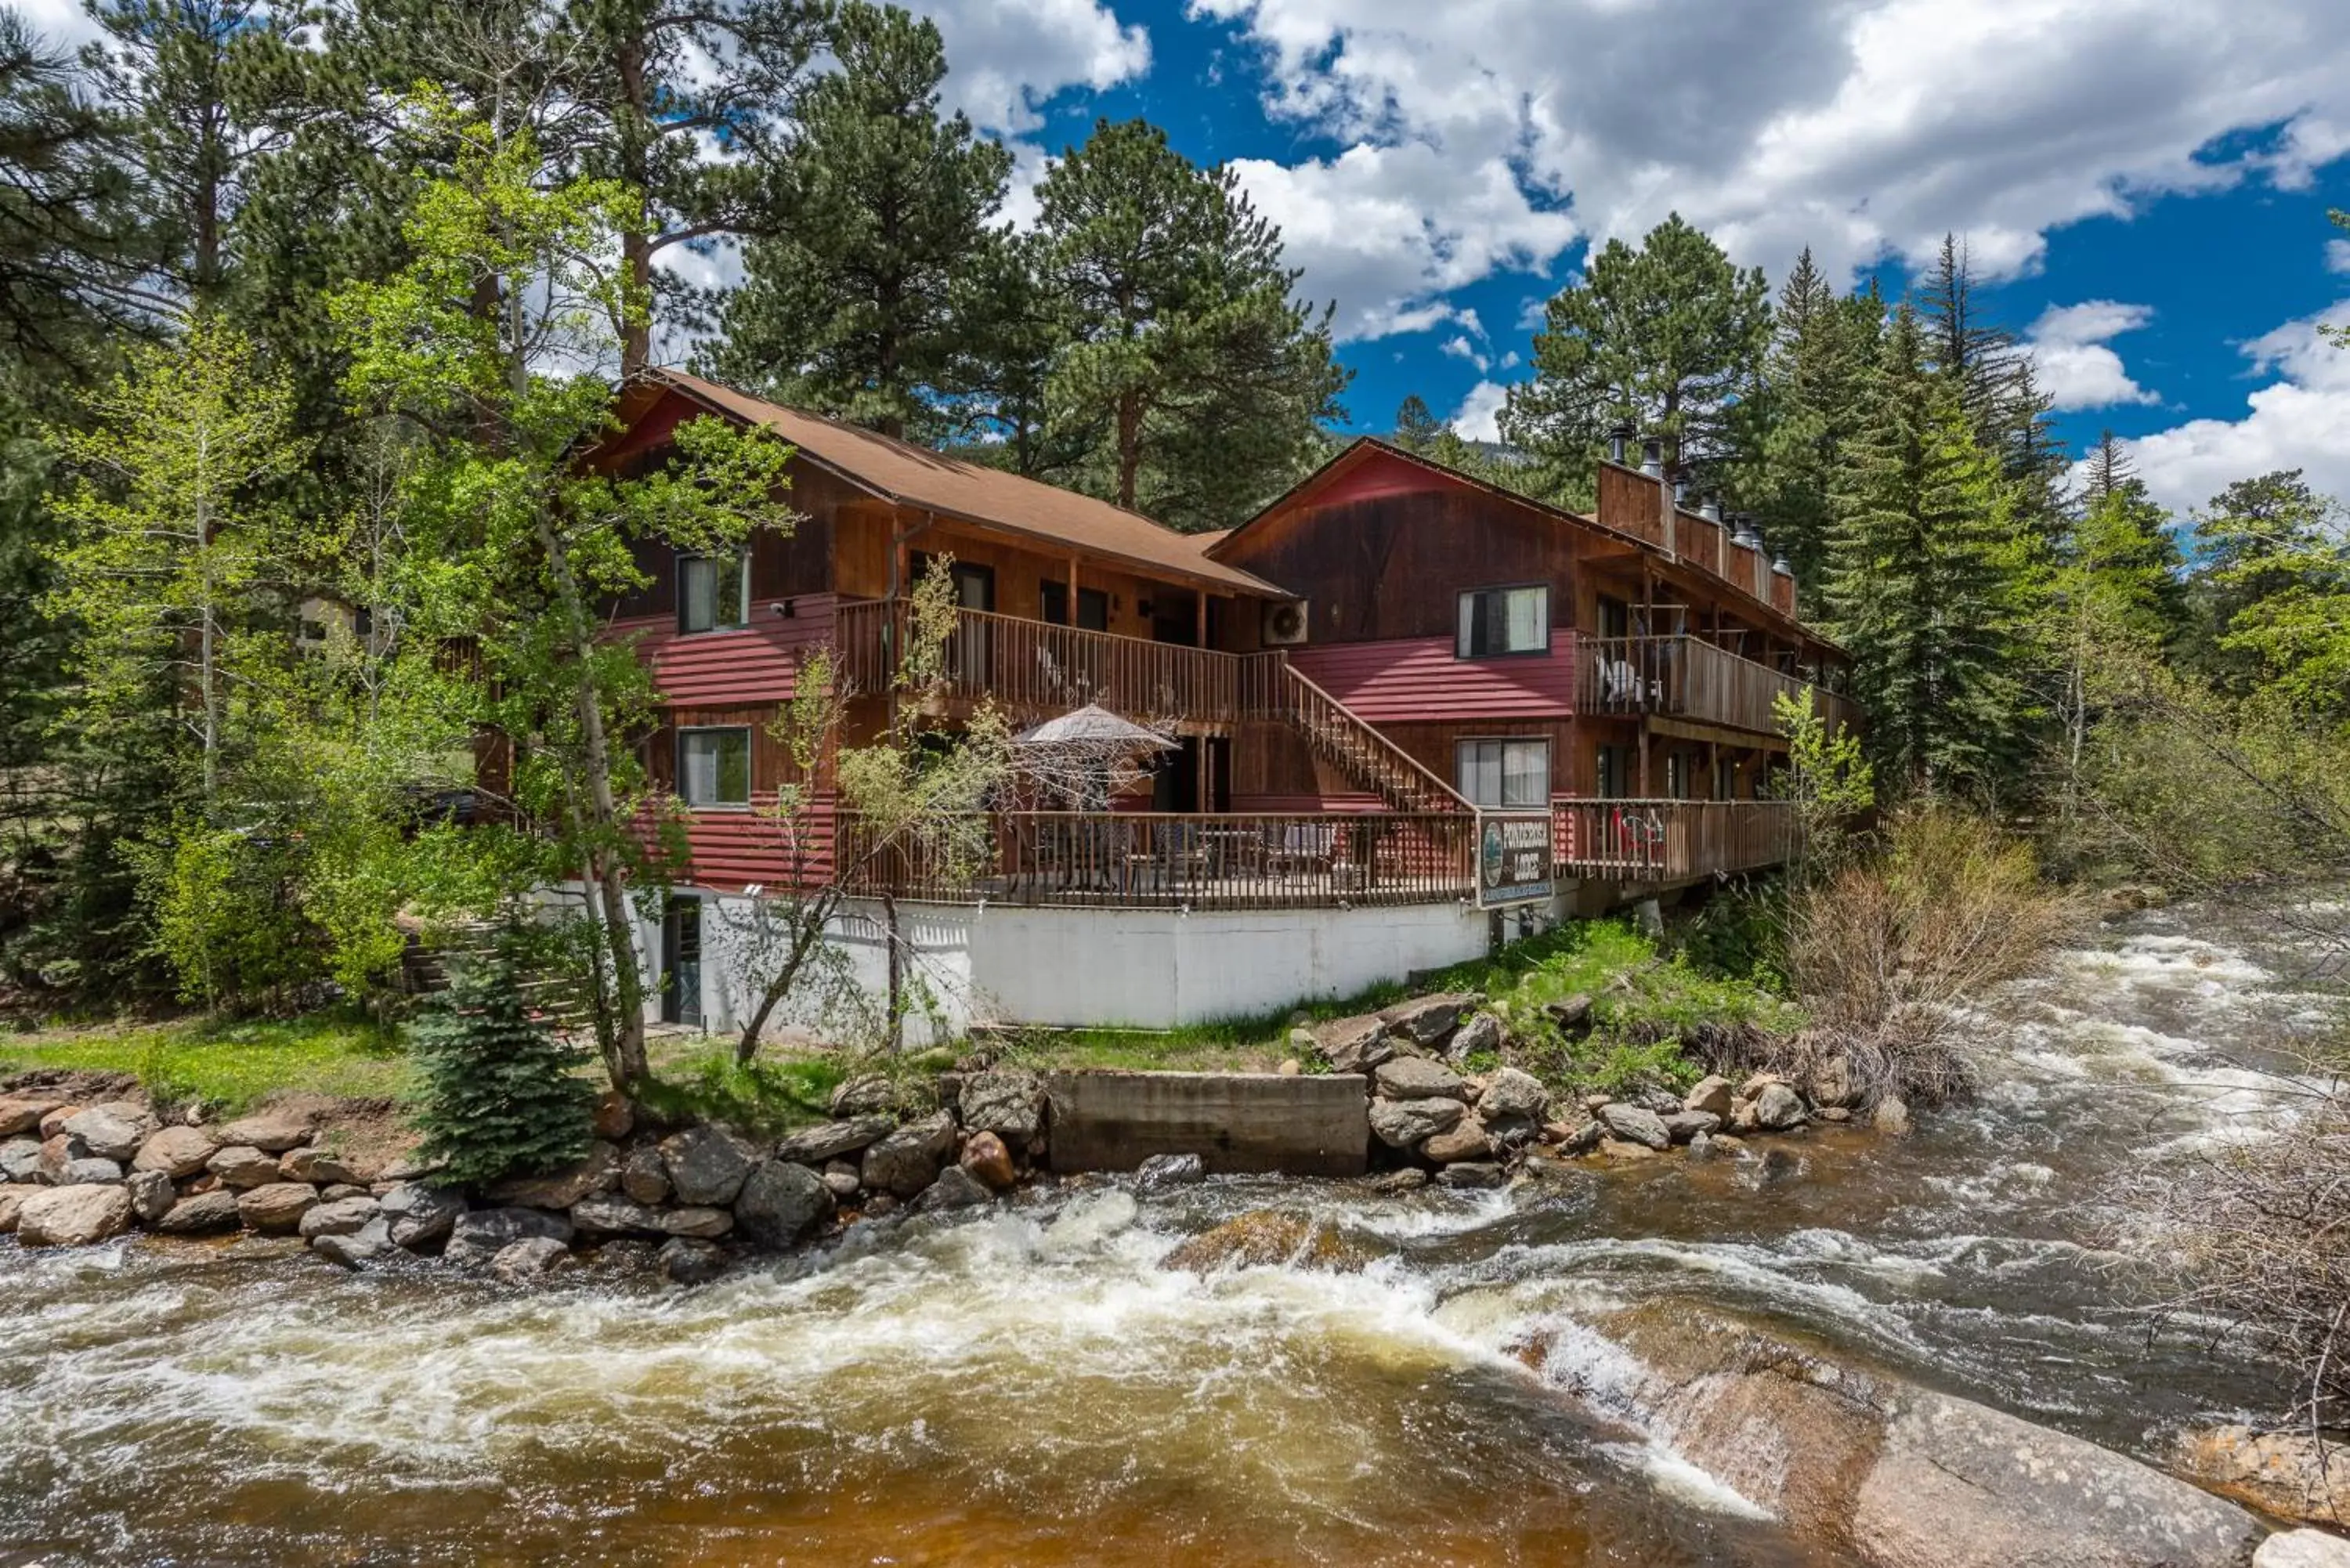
[407,936,597,1184]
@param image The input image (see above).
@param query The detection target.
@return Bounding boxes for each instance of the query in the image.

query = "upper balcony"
[1578,633,1862,738]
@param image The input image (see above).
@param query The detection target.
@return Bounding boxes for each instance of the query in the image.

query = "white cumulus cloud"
[2112,302,2350,513]
[2025,300,2160,410]
[2326,237,2350,274]
[924,0,1150,135]
[1451,380,1511,442]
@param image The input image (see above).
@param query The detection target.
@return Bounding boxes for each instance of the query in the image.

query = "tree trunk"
[1115,391,1141,509]
[883,892,903,1053]
[620,227,653,380]
[735,891,839,1064]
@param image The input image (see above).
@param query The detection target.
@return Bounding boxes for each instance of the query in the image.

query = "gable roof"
[638,368,1288,598]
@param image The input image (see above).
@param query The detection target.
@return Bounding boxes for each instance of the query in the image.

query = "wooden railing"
[836,598,1287,724]
[1553,799,1796,881]
[1578,633,1860,738]
[839,810,1477,910]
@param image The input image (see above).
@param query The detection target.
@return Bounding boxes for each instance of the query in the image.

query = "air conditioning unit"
[1262,599,1311,646]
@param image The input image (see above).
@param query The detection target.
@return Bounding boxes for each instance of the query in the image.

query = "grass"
[638,1037,857,1138]
[0,1009,413,1113]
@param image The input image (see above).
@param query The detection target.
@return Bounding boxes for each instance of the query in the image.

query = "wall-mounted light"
[771,598,795,618]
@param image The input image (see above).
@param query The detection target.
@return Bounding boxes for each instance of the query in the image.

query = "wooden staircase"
[400,923,597,1031]
[1279,664,1472,814]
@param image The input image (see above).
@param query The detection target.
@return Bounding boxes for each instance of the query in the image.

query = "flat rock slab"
[1046,1071,1368,1177]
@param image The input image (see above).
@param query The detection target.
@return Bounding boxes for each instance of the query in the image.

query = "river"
[0,901,2334,1566]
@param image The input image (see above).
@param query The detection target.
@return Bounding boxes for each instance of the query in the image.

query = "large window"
[1456,738,1549,808]
[679,551,750,634]
[1456,585,1548,658]
[678,726,751,807]
[1042,580,1109,630]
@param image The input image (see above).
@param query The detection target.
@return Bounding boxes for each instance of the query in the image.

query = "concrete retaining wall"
[1043,1071,1370,1177]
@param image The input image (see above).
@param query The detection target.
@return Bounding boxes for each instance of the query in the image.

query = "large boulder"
[659,1207,733,1240]
[829,1074,896,1118]
[1310,1013,1395,1075]
[910,1165,992,1214]
[859,1111,958,1198]
[1369,1095,1466,1148]
[0,1096,63,1138]
[1479,1068,1549,1122]
[63,1103,154,1162]
[732,1158,833,1247]
[0,1136,43,1184]
[313,1217,392,1270]
[237,1181,320,1234]
[1372,1057,1466,1101]
[1683,1075,1734,1118]
[960,1131,1018,1190]
[1808,1054,1859,1110]
[2258,1531,2350,1568]
[1752,1082,1809,1132]
[1445,1010,1504,1063]
[1379,992,1481,1049]
[1422,1116,1491,1164]
[620,1145,671,1206]
[776,1114,898,1166]
[0,1183,41,1232]
[154,1189,243,1234]
[296,1195,380,1240]
[1661,1110,1722,1143]
[57,1157,124,1187]
[16,1183,132,1246]
[125,1169,175,1224]
[132,1125,218,1179]
[444,1206,573,1269]
[486,1142,617,1210]
[658,1237,728,1284]
[280,1147,363,1187]
[1597,1102,1672,1151]
[1589,1299,2259,1568]
[379,1183,467,1250]
[216,1109,313,1153]
[958,1069,1046,1143]
[1134,1151,1202,1188]
[491,1236,575,1284]
[2177,1425,2350,1529]
[659,1125,763,1208]
[207,1145,281,1190]
[1437,1161,1506,1190]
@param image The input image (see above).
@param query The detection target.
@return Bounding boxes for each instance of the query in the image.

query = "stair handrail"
[1279,662,1473,813]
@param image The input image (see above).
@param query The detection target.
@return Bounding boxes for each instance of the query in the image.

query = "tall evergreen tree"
[2184,470,2348,706]
[1918,234,2066,540]
[1392,393,1444,451]
[1033,116,1347,531]
[1502,213,1770,504]
[710,1,1006,440]
[1752,249,1880,599]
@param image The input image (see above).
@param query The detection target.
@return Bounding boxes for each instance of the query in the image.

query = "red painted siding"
[671,795,835,894]
[1292,636,1577,724]
[616,591,838,706]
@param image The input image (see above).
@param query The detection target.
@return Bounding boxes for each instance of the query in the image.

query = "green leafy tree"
[711,1,1007,440]
[2185,470,2341,699]
[1502,213,1770,504]
[408,933,598,1184]
[1772,688,1873,883]
[1034,117,1348,531]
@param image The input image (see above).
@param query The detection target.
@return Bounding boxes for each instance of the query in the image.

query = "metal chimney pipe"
[1700,495,1723,523]
[1731,514,1761,549]
[1607,422,1634,464]
[1772,555,1793,577]
[1640,438,1663,479]
[1672,479,1689,506]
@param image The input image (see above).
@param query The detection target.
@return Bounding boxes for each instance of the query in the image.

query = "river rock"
[1661,1110,1722,1143]
[0,1096,61,1137]
[1422,1116,1491,1163]
[591,1091,634,1140]
[1752,1082,1809,1131]
[2257,1531,2350,1568]
[660,1125,762,1207]
[63,1103,152,1162]
[280,1147,363,1187]
[1808,1055,1859,1109]
[0,1136,43,1183]
[313,1218,392,1270]
[380,1183,466,1250]
[208,1145,280,1189]
[39,1106,75,1139]
[1368,1167,1428,1194]
[133,1125,218,1178]
[1369,1095,1466,1147]
[776,1114,898,1166]
[1479,1068,1549,1122]
[1436,1161,1506,1190]
[658,1237,727,1284]
[491,1236,574,1284]
[297,1195,380,1239]
[1380,992,1480,1048]
[1311,1013,1395,1075]
[1374,1056,1465,1100]
[1554,1118,1607,1154]
[16,1183,132,1246]
[830,1074,897,1118]
[1599,1137,1660,1161]
[733,1158,834,1247]
[1159,1209,1372,1274]
[1546,993,1595,1031]
[1135,1151,1203,1188]
[487,1142,617,1210]
[960,1131,1018,1190]
[912,1165,992,1214]
[1595,1299,2260,1568]
[156,1188,242,1234]
[2177,1425,2350,1528]
[1687,1130,1718,1162]
[1598,1103,1672,1151]
[1446,1010,1504,1063]
[822,1162,862,1198]
[660,1206,733,1239]
[237,1181,320,1234]
[445,1206,572,1268]
[1873,1097,1912,1135]
[216,1110,313,1153]
[570,1193,661,1234]
[0,1183,38,1231]
[960,1068,1046,1143]
[59,1156,124,1186]
[125,1169,175,1224]
[1278,1058,1302,1076]
[37,1131,82,1179]
[860,1111,957,1198]
[619,1145,671,1205]
[1683,1075,1734,1118]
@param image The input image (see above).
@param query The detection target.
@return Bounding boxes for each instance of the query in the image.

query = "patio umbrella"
[1011,703,1177,810]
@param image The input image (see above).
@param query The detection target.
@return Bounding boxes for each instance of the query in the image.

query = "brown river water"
[0,901,2336,1567]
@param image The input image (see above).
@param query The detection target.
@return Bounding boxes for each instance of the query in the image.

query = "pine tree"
[1826,305,2042,794]
[1501,213,1770,504]
[1034,117,1348,531]
[1918,234,2066,543]
[710,2,1007,440]
[2184,470,2348,708]
[1752,251,1880,599]
[408,935,598,1185]
[1392,393,1444,451]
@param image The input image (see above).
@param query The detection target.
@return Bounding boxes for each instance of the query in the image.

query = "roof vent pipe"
[1731,514,1761,550]
[1772,555,1794,578]
[1607,422,1634,464]
[1672,479,1689,506]
[1640,438,1663,479]
[1700,495,1723,523]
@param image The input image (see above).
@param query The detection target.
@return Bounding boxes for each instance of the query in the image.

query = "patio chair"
[1263,821,1339,880]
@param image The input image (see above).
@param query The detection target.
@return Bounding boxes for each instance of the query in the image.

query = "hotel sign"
[1477,812,1554,908]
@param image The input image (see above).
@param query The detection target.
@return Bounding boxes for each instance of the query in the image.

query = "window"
[678,727,751,807]
[1596,744,1629,798]
[679,551,750,634]
[1456,739,1549,808]
[1715,755,1739,800]
[1043,580,1109,630]
[1456,585,1548,658]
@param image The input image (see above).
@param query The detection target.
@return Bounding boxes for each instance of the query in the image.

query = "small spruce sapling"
[408,935,598,1185]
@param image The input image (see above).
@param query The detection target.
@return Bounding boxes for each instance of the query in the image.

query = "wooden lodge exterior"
[595,369,1856,924]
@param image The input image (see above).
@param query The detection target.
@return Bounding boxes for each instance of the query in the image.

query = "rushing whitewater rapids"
[0,901,2336,1566]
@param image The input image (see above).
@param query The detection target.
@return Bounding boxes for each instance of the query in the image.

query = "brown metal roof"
[646,369,1289,598]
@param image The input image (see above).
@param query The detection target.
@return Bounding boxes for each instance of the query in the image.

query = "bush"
[407,936,597,1184]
